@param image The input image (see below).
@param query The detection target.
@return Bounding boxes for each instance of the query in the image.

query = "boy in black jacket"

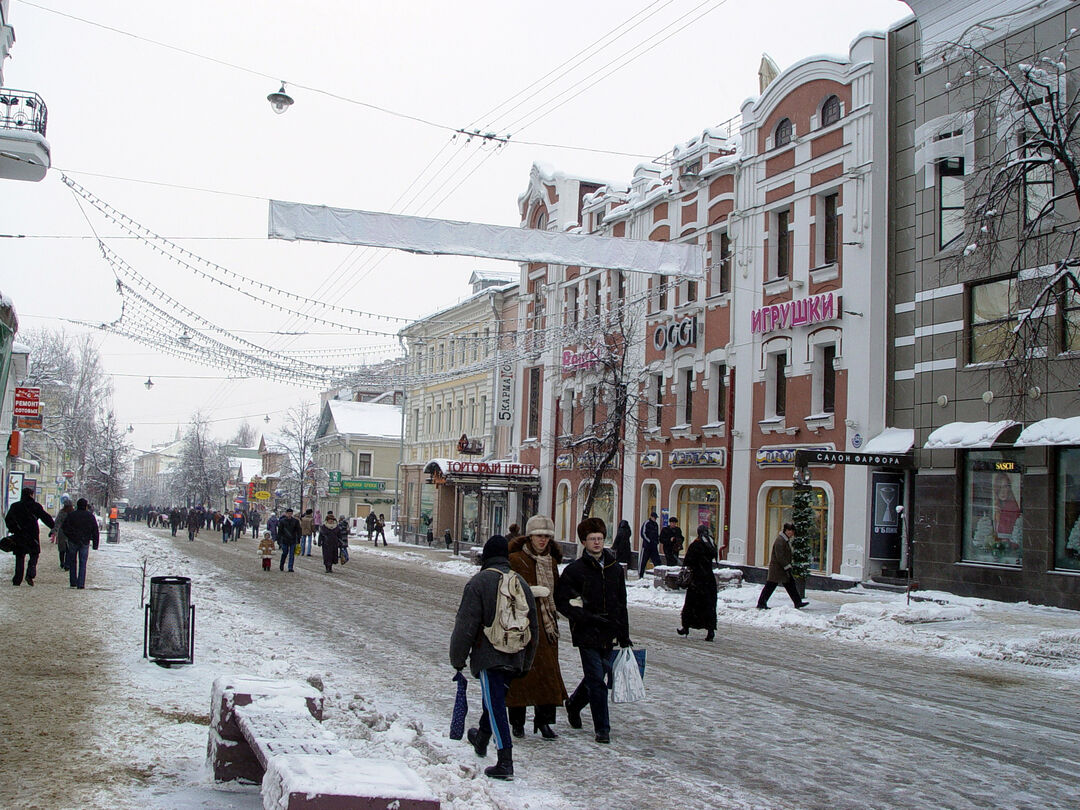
[555,517,632,744]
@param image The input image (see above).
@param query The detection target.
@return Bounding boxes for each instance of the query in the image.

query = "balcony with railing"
[0,88,50,181]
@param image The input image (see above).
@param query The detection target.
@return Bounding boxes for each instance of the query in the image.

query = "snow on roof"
[924,420,1018,450]
[468,269,517,284]
[863,428,915,454]
[10,340,30,354]
[326,400,401,439]
[1016,416,1080,447]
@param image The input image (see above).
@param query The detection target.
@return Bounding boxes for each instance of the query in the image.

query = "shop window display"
[1056,449,1080,571]
[963,451,1023,565]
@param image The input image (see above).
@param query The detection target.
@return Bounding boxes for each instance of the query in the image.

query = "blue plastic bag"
[449,670,468,740]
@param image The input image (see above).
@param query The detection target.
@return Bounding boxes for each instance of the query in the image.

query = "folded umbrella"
[449,670,468,740]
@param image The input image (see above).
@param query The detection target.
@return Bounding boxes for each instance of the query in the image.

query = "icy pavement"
[2,525,1079,810]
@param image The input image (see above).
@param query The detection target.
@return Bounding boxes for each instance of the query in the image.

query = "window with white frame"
[435,403,442,434]
[813,343,837,414]
[710,230,731,296]
[591,277,601,317]
[709,361,727,425]
[816,191,839,267]
[413,408,420,441]
[821,95,841,127]
[468,397,476,430]
[356,453,372,477]
[676,366,694,426]
[561,388,575,435]
[774,118,793,148]
[479,395,487,431]
[457,399,464,432]
[767,351,788,418]
[652,373,664,429]
[567,286,579,327]
[772,208,792,280]
[938,157,965,249]
[584,385,596,429]
[526,367,541,439]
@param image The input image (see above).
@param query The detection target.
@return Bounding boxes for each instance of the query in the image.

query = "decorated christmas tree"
[791,487,816,580]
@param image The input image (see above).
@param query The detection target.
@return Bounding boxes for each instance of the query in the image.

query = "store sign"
[445,460,539,478]
[653,316,698,351]
[458,434,484,455]
[497,361,515,424]
[254,491,271,501]
[870,472,904,560]
[669,448,725,467]
[579,451,619,470]
[794,449,912,469]
[640,450,662,469]
[562,347,601,371]
[556,453,573,470]
[751,292,837,334]
[341,479,385,491]
[756,445,833,467]
[14,386,41,429]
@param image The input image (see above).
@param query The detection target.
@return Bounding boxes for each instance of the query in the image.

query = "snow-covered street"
[3,525,1080,810]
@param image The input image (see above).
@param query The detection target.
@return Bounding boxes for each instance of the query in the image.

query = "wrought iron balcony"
[0,88,47,135]
[0,87,49,181]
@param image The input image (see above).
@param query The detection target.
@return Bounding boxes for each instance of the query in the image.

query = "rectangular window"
[617,271,626,300]
[653,373,664,429]
[685,280,697,304]
[356,453,372,477]
[1065,286,1080,352]
[681,368,694,425]
[717,232,731,294]
[939,157,965,249]
[823,193,839,265]
[773,352,787,417]
[479,395,487,430]
[1023,133,1054,225]
[457,399,464,432]
[413,408,420,441]
[712,363,727,424]
[775,209,791,279]
[821,345,836,414]
[970,277,1019,363]
[561,388,574,435]
[1056,448,1080,571]
[584,386,595,429]
[472,333,479,362]
[567,286,578,327]
[468,397,476,430]
[483,328,491,358]
[658,275,668,311]
[592,277,601,316]
[963,450,1023,565]
[435,404,442,434]
[527,367,541,439]
[438,343,446,370]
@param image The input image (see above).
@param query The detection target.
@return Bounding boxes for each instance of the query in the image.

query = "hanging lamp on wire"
[267,82,294,114]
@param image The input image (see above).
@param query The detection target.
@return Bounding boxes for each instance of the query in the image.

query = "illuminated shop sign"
[653,316,698,351]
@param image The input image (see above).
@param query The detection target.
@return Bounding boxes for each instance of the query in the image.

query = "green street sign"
[329,471,342,483]
[340,479,385,491]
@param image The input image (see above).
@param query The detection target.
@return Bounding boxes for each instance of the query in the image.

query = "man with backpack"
[449,535,538,781]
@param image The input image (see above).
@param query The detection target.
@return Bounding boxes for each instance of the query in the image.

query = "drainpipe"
[723,366,735,559]
[394,334,408,541]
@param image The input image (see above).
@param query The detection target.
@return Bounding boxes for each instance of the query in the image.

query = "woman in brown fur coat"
[505,514,569,739]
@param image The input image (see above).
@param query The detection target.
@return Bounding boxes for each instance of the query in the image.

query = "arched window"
[774,118,792,148]
[676,485,721,539]
[534,209,549,230]
[821,95,841,127]
[764,486,829,571]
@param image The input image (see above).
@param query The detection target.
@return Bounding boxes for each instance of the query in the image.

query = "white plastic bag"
[611,647,646,703]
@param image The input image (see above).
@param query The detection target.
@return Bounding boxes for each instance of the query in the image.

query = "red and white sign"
[62,470,75,479]
[445,460,539,479]
[13,387,40,417]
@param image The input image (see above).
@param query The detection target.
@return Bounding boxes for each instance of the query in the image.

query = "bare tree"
[940,30,1080,414]
[83,409,132,508]
[231,420,258,448]
[171,413,229,509]
[276,402,320,512]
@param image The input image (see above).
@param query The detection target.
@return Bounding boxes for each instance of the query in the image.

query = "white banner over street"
[268,201,704,278]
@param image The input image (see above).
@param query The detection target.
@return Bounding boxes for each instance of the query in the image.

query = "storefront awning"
[862,428,914,454]
[424,458,540,485]
[1015,416,1080,447]
[924,420,1019,450]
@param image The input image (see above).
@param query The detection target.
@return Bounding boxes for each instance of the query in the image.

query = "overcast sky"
[0,0,911,451]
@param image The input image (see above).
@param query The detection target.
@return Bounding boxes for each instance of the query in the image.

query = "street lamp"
[264,414,271,423]
[127,425,135,434]
[267,82,294,114]
[144,377,154,390]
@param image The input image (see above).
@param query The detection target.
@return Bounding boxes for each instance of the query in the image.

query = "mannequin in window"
[992,473,1020,543]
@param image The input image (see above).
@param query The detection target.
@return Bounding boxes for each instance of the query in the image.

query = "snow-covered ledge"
[670,424,699,440]
[804,412,835,433]
[809,263,839,284]
[759,416,798,435]
[702,420,726,439]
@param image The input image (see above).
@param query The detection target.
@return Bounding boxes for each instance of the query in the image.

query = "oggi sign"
[653,316,698,351]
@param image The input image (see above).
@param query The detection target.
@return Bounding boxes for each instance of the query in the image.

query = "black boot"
[484,748,514,780]
[705,630,715,641]
[511,723,525,738]
[467,727,490,757]
[564,699,582,730]
[534,722,558,740]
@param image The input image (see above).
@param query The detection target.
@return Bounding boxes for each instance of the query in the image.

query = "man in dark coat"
[186,509,201,541]
[63,498,100,589]
[659,516,684,566]
[4,487,55,586]
[450,535,538,780]
[555,517,632,744]
[756,522,809,609]
[637,511,662,578]
[276,508,301,572]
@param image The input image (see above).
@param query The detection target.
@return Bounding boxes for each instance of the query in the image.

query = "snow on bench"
[208,675,440,810]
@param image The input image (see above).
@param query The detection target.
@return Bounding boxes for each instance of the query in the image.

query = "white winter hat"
[524,514,555,537]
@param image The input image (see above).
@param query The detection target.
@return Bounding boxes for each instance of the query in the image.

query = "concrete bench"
[651,565,744,591]
[208,675,439,810]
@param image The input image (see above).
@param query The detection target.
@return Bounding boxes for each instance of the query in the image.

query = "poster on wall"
[6,470,25,514]
[869,471,903,560]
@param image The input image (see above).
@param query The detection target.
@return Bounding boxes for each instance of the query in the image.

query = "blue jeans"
[477,668,513,752]
[279,541,295,571]
[301,535,312,556]
[66,543,90,588]
[568,647,612,736]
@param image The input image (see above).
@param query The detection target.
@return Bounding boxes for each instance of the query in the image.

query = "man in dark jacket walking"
[659,516,684,566]
[637,511,662,578]
[449,535,538,780]
[756,523,809,609]
[276,508,301,572]
[4,487,55,586]
[555,517,632,744]
[63,498,100,589]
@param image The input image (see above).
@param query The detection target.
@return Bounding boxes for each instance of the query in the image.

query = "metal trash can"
[106,520,120,544]
[143,576,195,666]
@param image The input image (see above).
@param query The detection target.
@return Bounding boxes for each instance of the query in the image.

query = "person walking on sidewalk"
[258,531,275,571]
[637,511,662,578]
[319,515,342,573]
[660,516,684,566]
[556,517,632,744]
[677,525,719,640]
[449,535,538,781]
[50,496,74,571]
[375,513,387,546]
[276,508,301,572]
[299,509,314,556]
[63,498,100,590]
[612,519,632,567]
[4,487,55,587]
[186,508,201,541]
[505,514,569,740]
[757,523,809,610]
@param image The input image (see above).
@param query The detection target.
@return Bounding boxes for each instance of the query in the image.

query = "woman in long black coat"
[319,515,341,572]
[612,520,632,566]
[677,525,718,641]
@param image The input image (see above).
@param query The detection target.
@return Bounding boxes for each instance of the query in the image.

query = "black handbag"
[0,535,16,553]
[675,567,692,588]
